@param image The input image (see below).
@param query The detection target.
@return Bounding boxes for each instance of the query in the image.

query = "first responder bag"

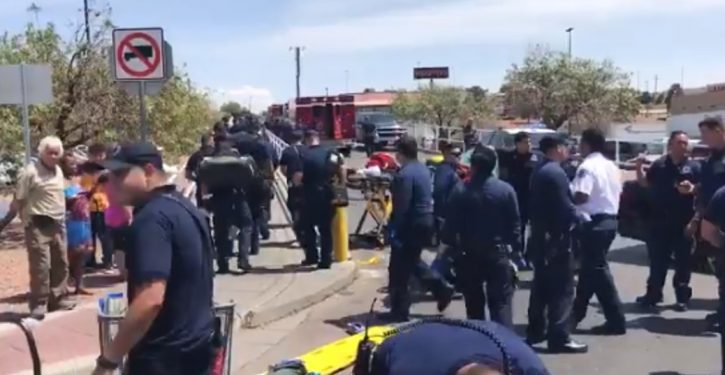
[198,155,259,191]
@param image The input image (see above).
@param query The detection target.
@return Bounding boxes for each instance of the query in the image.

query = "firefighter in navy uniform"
[443,145,520,329]
[634,131,699,311]
[369,320,550,375]
[433,142,462,243]
[382,136,454,322]
[231,123,274,255]
[500,132,538,268]
[526,136,588,353]
[279,130,306,244]
[184,133,213,207]
[299,130,342,269]
[692,117,725,332]
[201,132,254,273]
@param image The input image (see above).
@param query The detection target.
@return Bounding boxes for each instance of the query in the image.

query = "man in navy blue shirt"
[635,131,699,310]
[700,186,725,375]
[93,143,214,375]
[280,130,306,243]
[444,145,520,328]
[384,136,453,322]
[370,320,550,375]
[433,142,461,228]
[527,136,587,353]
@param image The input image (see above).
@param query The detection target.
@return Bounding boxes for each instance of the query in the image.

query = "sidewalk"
[0,189,357,375]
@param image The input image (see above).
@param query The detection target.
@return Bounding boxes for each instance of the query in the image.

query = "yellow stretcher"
[257,326,394,375]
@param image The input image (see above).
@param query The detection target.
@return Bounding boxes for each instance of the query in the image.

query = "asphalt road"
[237,151,721,375]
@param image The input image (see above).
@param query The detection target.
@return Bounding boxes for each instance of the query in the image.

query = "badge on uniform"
[530,154,538,162]
[577,169,588,179]
[682,166,691,174]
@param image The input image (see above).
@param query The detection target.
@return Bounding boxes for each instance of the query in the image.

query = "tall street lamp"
[565,27,574,57]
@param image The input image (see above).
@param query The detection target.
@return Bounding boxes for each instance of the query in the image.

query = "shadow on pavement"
[260,240,297,249]
[628,315,718,338]
[324,311,441,332]
[0,292,28,305]
[608,244,648,267]
[248,264,318,275]
[0,311,30,322]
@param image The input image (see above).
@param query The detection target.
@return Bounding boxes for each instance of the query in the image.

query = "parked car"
[355,113,407,149]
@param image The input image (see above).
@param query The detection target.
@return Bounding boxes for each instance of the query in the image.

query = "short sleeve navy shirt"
[705,186,725,232]
[127,187,214,357]
[371,321,550,375]
[646,156,700,225]
[280,145,305,182]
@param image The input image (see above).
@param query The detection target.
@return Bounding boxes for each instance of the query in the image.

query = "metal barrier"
[97,303,236,375]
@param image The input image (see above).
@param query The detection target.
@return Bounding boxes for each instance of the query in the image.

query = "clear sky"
[3,0,725,112]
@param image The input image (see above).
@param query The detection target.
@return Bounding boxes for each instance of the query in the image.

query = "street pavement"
[232,152,722,375]
[0,180,357,375]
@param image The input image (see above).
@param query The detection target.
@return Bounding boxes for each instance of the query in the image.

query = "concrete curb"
[241,260,358,329]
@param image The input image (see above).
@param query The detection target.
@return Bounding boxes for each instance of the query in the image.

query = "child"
[80,143,111,269]
[61,153,93,295]
[104,175,131,281]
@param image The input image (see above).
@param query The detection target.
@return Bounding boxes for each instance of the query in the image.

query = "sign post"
[111,27,169,141]
[0,64,54,164]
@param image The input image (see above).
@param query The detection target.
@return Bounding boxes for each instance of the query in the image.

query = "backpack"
[198,155,259,191]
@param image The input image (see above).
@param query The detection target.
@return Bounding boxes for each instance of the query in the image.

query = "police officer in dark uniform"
[692,117,725,331]
[634,131,699,311]
[203,132,253,273]
[361,117,377,157]
[231,123,274,255]
[443,145,520,328]
[700,184,725,375]
[500,132,538,268]
[370,320,550,375]
[185,133,214,207]
[433,142,462,241]
[279,130,306,243]
[526,136,587,353]
[383,136,454,322]
[299,130,339,269]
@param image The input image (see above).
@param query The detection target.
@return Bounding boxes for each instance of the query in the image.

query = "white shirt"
[571,152,622,220]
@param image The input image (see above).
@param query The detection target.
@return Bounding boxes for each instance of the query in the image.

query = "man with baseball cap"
[92,142,214,375]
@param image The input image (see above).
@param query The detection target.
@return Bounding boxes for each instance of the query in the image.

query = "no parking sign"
[112,28,166,81]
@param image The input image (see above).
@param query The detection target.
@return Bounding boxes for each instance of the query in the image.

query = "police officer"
[279,130,306,243]
[203,132,254,273]
[384,136,454,322]
[570,128,626,335]
[361,117,377,157]
[693,117,725,332]
[634,131,699,311]
[231,123,274,255]
[433,142,462,242]
[185,133,214,207]
[700,184,725,375]
[369,320,550,375]
[526,136,587,353]
[500,132,538,267]
[443,145,520,328]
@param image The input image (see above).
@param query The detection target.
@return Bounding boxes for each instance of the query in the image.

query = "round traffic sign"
[116,32,162,78]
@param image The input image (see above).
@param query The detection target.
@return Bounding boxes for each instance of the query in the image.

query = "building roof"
[671,83,725,116]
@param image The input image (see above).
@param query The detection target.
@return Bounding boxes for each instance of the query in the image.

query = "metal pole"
[295,47,301,99]
[139,81,148,141]
[83,0,91,46]
[19,64,31,164]
[566,27,573,57]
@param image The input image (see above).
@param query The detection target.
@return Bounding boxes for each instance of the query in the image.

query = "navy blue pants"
[211,195,256,269]
[527,229,575,345]
[126,344,212,375]
[572,216,625,327]
[388,215,448,319]
[456,251,515,329]
[301,197,334,266]
[646,222,693,303]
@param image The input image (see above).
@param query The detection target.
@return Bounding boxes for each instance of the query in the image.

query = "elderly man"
[0,136,75,319]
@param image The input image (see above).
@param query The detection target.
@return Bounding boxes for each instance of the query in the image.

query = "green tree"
[392,85,493,128]
[639,91,653,105]
[503,48,640,130]
[665,83,684,112]
[220,101,244,116]
[0,5,214,161]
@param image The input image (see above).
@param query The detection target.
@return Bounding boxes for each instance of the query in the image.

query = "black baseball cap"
[304,129,319,138]
[101,142,164,172]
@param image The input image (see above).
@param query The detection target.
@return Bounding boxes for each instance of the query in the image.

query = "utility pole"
[565,27,574,57]
[27,3,41,24]
[290,46,304,99]
[681,67,685,86]
[654,74,659,94]
[83,0,91,46]
[636,71,641,92]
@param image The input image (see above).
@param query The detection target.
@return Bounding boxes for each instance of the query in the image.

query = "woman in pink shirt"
[103,174,132,280]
